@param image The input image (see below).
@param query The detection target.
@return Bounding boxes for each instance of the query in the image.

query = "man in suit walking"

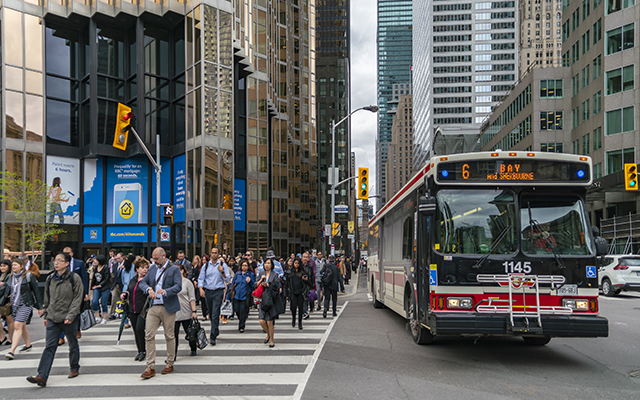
[138,247,182,379]
[59,247,89,344]
[176,250,193,275]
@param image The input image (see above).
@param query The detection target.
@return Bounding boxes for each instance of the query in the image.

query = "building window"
[606,148,635,174]
[571,74,580,96]
[593,90,602,115]
[582,132,590,155]
[582,100,590,122]
[605,106,634,135]
[593,126,602,151]
[540,142,564,152]
[592,54,602,79]
[540,79,563,98]
[607,0,635,14]
[606,23,635,55]
[594,163,602,179]
[540,111,563,130]
[606,65,634,95]
[593,19,602,44]
[582,65,590,88]
[572,107,580,128]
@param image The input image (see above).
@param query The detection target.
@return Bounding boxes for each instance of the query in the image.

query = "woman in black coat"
[256,259,284,348]
[120,257,150,362]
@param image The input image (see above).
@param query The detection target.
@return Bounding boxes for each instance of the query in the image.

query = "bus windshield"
[520,194,593,255]
[436,189,517,254]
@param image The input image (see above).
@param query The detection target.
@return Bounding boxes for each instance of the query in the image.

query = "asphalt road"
[302,274,640,400]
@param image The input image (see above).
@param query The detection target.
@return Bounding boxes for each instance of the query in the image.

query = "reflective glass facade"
[1,1,316,262]
[377,0,412,205]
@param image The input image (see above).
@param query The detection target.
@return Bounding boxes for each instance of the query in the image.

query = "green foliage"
[0,172,65,263]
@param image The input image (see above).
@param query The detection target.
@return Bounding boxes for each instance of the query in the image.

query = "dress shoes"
[140,368,156,379]
[68,370,79,379]
[26,375,47,387]
[76,331,81,339]
[58,338,65,346]
[161,365,174,374]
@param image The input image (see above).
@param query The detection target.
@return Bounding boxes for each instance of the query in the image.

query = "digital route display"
[437,159,590,183]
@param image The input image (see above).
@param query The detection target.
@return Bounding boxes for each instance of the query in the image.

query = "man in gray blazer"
[138,247,182,379]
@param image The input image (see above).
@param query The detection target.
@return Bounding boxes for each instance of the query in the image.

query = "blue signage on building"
[234,178,246,231]
[83,226,103,243]
[83,159,104,225]
[106,225,148,243]
[151,158,171,224]
[173,154,186,223]
[106,158,149,224]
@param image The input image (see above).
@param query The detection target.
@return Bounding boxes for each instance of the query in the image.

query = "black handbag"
[140,297,151,319]
[187,318,200,342]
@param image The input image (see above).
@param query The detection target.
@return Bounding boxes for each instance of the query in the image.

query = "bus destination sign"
[437,159,590,183]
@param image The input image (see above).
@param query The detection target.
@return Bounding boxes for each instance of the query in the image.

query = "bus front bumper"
[430,313,609,337]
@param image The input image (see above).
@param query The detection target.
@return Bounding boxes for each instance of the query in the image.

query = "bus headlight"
[563,299,589,311]
[447,297,473,309]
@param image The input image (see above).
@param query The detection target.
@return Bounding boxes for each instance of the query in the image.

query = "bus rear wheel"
[372,280,383,309]
[408,292,434,345]
[522,336,551,346]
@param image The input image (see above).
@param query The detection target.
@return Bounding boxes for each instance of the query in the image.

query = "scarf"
[11,272,25,310]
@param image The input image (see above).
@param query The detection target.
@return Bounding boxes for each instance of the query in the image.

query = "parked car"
[598,255,640,296]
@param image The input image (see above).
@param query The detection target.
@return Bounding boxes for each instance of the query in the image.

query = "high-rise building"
[1,1,316,262]
[377,0,412,205]
[518,0,564,77]
[385,91,413,197]
[413,1,519,166]
[316,0,351,255]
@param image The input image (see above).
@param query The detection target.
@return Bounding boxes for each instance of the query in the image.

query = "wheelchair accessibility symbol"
[429,269,438,286]
[586,265,597,279]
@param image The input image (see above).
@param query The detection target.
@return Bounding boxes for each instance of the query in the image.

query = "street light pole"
[329,105,378,256]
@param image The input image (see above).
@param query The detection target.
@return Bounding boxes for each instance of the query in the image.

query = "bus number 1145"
[503,261,532,274]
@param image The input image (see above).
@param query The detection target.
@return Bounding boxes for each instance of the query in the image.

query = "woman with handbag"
[173,263,198,359]
[2,258,43,360]
[256,259,284,348]
[0,259,14,346]
[120,257,150,362]
[91,255,112,324]
[230,260,255,333]
[286,258,310,330]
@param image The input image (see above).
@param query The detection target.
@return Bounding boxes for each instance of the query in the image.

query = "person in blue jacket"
[229,260,255,332]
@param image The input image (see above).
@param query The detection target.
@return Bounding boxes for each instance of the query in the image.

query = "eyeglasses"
[245,254,251,257]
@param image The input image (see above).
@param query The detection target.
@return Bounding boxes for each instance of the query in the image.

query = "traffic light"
[625,163,638,190]
[113,103,133,150]
[332,222,341,236]
[358,167,369,199]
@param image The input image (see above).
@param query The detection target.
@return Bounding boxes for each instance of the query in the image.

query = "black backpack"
[321,265,334,288]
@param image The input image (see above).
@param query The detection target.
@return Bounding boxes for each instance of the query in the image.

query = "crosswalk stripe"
[0,372,307,389]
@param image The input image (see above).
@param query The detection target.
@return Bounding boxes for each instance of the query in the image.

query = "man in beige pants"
[138,248,182,378]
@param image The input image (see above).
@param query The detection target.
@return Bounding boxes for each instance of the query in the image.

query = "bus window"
[520,194,593,256]
[435,189,516,255]
[402,216,413,259]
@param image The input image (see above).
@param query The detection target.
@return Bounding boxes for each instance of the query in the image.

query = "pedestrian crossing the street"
[0,303,346,400]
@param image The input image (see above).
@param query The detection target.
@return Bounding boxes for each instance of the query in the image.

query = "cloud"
[350,0,378,206]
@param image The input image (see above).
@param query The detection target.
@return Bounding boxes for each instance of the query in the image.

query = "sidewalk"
[338,269,360,297]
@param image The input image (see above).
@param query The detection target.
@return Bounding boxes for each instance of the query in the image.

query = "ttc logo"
[119,200,134,220]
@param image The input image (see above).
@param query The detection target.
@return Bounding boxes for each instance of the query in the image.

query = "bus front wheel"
[408,292,434,345]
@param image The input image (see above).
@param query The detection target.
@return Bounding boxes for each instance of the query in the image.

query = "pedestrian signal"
[163,204,174,225]
[358,167,369,199]
[625,163,638,191]
[113,103,133,151]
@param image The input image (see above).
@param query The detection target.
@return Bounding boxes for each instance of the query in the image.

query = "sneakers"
[222,317,228,325]
[323,310,327,318]
[5,352,14,360]
[19,345,32,353]
[100,319,107,325]
[95,318,102,324]
[303,312,309,320]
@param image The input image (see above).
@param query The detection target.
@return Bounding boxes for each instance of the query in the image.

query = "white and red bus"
[368,151,609,345]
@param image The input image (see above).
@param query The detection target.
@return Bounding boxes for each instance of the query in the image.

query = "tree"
[0,172,65,264]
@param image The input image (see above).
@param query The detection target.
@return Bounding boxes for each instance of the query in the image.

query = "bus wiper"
[527,202,565,269]
[472,224,511,269]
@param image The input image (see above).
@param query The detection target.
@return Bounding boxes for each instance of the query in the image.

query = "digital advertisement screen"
[437,160,590,183]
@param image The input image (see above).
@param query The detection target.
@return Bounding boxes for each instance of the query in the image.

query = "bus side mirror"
[418,196,436,216]
[592,226,607,256]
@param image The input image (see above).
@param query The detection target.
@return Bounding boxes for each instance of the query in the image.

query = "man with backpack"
[27,253,84,387]
[320,255,340,318]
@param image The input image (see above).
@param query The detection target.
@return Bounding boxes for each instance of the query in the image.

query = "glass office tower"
[377,0,412,205]
[1,1,316,263]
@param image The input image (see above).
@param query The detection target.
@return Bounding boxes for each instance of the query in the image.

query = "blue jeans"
[204,288,224,340]
[38,318,80,380]
[92,289,110,313]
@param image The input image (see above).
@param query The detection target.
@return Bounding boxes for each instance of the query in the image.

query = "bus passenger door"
[416,212,431,323]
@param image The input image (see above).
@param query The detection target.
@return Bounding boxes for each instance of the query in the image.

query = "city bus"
[368,151,609,345]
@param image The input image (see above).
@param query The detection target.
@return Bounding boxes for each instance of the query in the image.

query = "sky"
[349,0,378,205]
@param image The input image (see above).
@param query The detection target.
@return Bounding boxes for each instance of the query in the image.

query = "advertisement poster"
[106,158,149,224]
[107,225,148,243]
[46,156,80,225]
[83,159,104,225]
[173,154,186,223]
[234,178,246,231]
